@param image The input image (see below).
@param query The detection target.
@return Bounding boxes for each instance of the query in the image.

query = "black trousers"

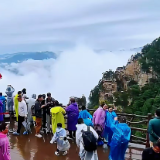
[69,130,76,138]
[17,115,24,133]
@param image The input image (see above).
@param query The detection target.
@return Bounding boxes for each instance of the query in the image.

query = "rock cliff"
[99,53,153,101]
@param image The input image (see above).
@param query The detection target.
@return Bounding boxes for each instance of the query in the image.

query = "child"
[0,122,11,160]
[50,123,70,156]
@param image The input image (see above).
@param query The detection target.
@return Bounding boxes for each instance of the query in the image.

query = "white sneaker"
[67,136,73,140]
[35,134,42,138]
[62,151,68,156]
[50,140,54,144]
[55,151,60,156]
[9,129,13,133]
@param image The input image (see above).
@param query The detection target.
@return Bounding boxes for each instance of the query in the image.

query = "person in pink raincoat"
[92,104,108,136]
[0,122,11,160]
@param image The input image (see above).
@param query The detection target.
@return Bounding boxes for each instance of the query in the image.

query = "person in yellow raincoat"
[50,101,66,134]
[14,91,22,121]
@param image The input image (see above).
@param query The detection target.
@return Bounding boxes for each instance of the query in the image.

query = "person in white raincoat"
[50,123,70,156]
[76,118,99,160]
[26,94,36,123]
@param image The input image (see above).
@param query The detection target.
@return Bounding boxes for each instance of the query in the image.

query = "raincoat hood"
[56,127,63,133]
[76,123,86,131]
[6,87,11,92]
[51,106,64,114]
[0,132,7,139]
[71,102,78,107]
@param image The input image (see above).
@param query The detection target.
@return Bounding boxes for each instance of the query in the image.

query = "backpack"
[82,126,97,152]
[31,105,35,116]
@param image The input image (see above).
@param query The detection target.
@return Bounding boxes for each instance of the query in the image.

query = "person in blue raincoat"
[0,93,6,114]
[78,106,93,126]
[103,106,117,145]
[109,116,131,160]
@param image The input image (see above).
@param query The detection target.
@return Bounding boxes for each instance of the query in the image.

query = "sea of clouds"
[0,45,136,105]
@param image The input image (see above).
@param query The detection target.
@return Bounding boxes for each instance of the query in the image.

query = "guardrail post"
[146,113,152,148]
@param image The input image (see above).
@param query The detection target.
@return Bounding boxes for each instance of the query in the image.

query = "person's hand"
[6,124,9,129]
[114,117,118,121]
[41,105,45,108]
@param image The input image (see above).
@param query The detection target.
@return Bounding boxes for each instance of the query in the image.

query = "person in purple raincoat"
[0,100,3,122]
[92,104,108,136]
[66,98,79,139]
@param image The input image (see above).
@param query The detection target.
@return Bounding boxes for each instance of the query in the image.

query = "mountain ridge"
[0,51,57,64]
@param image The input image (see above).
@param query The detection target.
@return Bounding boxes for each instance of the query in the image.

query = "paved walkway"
[7,124,143,160]
[10,130,109,160]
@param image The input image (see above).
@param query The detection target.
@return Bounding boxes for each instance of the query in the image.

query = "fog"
[0,45,135,104]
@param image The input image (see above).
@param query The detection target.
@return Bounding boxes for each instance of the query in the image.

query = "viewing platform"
[5,110,149,159]
[9,129,143,160]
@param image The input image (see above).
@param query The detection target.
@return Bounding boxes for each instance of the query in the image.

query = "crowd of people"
[0,85,160,160]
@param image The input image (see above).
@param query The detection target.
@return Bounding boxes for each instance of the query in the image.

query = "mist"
[0,45,135,104]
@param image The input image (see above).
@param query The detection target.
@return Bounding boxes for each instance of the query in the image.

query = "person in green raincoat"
[50,101,66,134]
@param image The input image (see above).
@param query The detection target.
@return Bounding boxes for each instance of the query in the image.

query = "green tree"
[140,37,160,76]
[153,96,160,110]
[88,85,100,108]
[141,98,154,115]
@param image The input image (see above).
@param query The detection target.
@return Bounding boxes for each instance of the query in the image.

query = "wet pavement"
[8,126,143,160]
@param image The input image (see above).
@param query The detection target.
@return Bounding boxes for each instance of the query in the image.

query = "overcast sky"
[0,0,160,54]
[0,0,160,104]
